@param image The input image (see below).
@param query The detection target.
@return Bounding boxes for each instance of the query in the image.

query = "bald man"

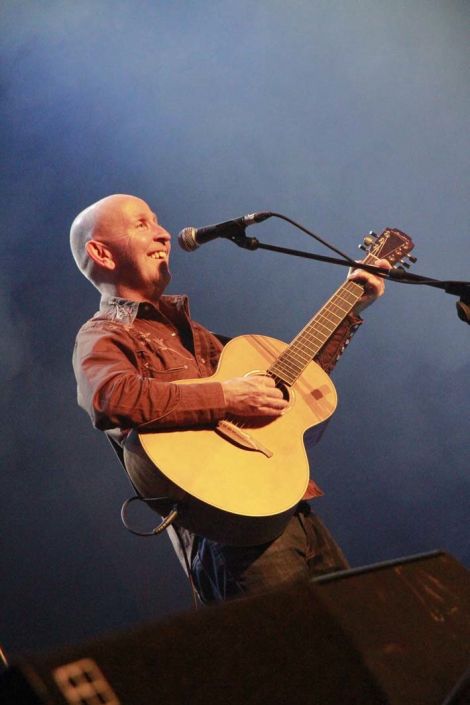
[71,194,387,603]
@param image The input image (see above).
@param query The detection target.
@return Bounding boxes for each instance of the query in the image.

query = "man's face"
[94,196,172,301]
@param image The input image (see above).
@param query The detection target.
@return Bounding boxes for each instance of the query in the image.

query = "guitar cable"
[120,496,201,609]
[120,495,178,536]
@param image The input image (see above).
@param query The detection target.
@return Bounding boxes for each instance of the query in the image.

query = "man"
[71,193,388,603]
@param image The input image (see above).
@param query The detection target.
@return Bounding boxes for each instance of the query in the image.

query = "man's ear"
[85,240,116,270]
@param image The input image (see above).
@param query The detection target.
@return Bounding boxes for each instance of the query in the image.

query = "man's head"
[70,194,171,302]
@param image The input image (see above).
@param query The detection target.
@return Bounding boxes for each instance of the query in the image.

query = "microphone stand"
[225,230,470,325]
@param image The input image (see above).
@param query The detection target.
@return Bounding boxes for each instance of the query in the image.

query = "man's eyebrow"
[136,211,158,221]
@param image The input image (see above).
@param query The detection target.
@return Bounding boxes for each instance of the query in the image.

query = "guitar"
[139,229,415,545]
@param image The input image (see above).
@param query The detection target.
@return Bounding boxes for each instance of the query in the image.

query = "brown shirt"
[72,295,362,448]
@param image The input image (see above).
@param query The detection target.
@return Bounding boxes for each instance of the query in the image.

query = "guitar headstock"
[360,228,416,269]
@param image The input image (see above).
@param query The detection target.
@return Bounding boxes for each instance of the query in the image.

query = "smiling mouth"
[148,251,168,261]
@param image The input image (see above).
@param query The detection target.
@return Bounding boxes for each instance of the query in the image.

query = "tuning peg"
[358,244,367,251]
[362,235,376,248]
[407,255,417,263]
[399,260,411,269]
[368,231,378,238]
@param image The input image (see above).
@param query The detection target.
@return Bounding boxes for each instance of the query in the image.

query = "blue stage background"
[1,0,468,655]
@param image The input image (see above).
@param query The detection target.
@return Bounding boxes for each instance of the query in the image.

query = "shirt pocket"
[132,331,197,380]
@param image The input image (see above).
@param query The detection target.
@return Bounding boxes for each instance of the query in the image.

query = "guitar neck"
[268,254,378,385]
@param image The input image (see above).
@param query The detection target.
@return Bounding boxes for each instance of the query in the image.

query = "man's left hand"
[349,258,391,315]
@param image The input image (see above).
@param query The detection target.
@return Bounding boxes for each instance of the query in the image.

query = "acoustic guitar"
[139,229,415,545]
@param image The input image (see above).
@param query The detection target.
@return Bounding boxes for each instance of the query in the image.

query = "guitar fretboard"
[268,255,378,385]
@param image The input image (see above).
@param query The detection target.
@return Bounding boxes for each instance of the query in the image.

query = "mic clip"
[227,231,260,251]
[445,282,470,325]
[456,295,470,324]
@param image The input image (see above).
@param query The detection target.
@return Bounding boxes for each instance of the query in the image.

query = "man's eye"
[136,221,147,228]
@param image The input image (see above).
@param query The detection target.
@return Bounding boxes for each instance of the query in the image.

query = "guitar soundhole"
[245,371,292,405]
[275,378,291,402]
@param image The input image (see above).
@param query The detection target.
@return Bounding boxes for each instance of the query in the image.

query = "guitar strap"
[104,434,179,536]
[105,434,200,606]
[105,434,136,490]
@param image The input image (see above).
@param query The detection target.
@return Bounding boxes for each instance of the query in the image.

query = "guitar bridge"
[216,420,273,458]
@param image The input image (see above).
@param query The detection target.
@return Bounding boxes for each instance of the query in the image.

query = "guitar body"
[139,334,337,545]
[138,229,415,545]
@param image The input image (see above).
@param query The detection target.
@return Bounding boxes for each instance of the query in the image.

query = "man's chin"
[153,271,171,297]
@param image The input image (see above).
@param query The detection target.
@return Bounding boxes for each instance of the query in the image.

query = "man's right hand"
[221,375,288,418]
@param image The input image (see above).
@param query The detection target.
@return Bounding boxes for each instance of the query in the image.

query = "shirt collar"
[98,295,190,324]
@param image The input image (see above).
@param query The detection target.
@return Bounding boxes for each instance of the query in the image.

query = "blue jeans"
[191,502,349,604]
[123,445,348,603]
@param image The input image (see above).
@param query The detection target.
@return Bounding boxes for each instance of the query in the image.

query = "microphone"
[178,211,272,251]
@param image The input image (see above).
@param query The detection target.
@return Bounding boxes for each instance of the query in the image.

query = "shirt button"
[201,358,206,364]
[171,332,176,337]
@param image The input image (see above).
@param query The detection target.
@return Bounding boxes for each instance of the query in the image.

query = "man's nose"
[153,226,171,241]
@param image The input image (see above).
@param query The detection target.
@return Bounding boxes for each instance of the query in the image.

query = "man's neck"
[99,283,163,305]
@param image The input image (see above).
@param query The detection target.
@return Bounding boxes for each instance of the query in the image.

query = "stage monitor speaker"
[1,550,469,705]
